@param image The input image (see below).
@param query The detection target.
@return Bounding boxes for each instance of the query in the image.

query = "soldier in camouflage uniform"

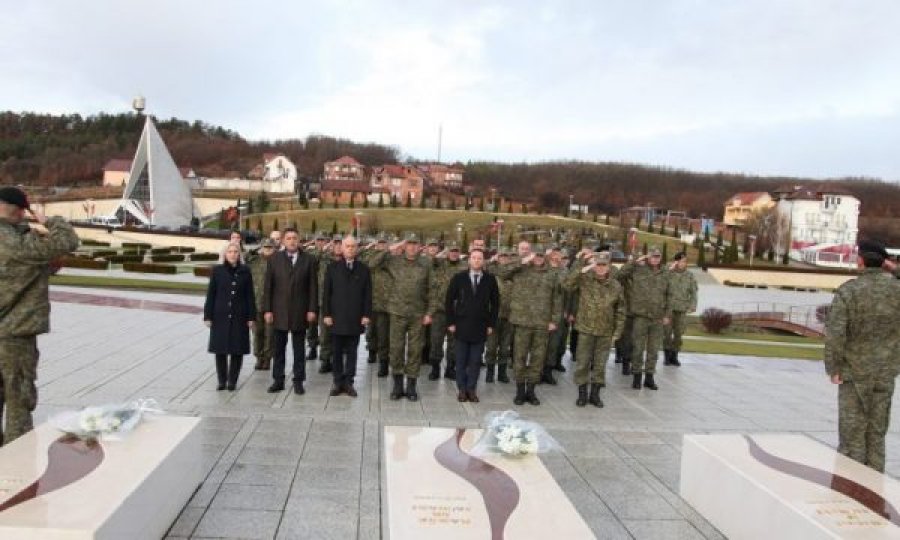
[495,246,562,406]
[824,240,900,473]
[542,246,568,385]
[306,233,328,360]
[615,261,635,373]
[249,239,277,370]
[617,247,670,391]
[663,252,697,367]
[561,250,626,407]
[361,236,392,377]
[313,236,342,373]
[485,249,513,383]
[428,242,465,380]
[367,234,432,401]
[0,187,79,446]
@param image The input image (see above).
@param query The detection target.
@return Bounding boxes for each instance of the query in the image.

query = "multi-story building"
[200,153,296,193]
[371,165,424,203]
[773,185,860,266]
[723,192,774,226]
[418,163,464,191]
[324,155,366,183]
[103,159,196,187]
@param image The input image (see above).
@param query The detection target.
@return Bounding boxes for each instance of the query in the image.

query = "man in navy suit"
[445,249,500,402]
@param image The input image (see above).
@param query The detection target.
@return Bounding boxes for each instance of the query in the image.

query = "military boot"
[485,364,496,383]
[497,364,510,383]
[589,383,604,408]
[576,385,588,407]
[428,361,441,381]
[541,367,557,385]
[377,358,389,378]
[525,383,541,406]
[444,364,456,380]
[670,351,681,367]
[514,383,527,405]
[406,377,419,402]
[367,351,377,364]
[554,356,566,372]
[622,360,632,376]
[663,350,674,365]
[307,346,318,361]
[643,373,658,391]
[318,361,333,374]
[390,375,405,400]
[254,356,265,370]
[260,357,271,370]
[632,373,642,389]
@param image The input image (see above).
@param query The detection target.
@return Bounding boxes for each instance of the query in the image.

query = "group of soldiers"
[244,228,698,407]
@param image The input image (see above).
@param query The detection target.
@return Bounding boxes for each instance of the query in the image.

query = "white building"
[774,184,859,266]
[198,153,297,193]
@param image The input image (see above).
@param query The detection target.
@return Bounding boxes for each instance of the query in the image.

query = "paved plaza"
[29,285,900,539]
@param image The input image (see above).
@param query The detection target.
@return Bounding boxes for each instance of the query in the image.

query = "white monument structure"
[115,97,196,227]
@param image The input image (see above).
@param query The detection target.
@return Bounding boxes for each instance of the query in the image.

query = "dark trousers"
[215,354,243,386]
[455,339,485,392]
[332,334,360,387]
[273,329,307,384]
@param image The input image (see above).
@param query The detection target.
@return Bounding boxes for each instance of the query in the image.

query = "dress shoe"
[467,391,480,403]
[216,383,226,391]
[293,382,305,395]
[643,373,658,390]
[670,351,681,367]
[622,361,632,376]
[631,373,642,389]
[318,362,333,374]
[344,384,358,397]
[329,385,343,396]
[267,381,285,393]
[457,391,468,402]
[444,367,456,380]
[226,383,236,391]
[541,368,557,385]
[367,352,377,364]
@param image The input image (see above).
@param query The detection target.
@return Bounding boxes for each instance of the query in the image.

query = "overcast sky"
[2,0,898,180]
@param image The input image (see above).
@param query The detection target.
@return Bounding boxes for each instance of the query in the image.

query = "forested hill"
[0,111,400,186]
[2,111,898,233]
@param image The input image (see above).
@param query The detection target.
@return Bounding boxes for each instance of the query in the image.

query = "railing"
[730,302,825,335]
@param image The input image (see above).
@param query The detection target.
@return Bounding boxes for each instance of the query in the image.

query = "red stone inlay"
[0,435,105,513]
[744,435,900,527]
[434,429,520,539]
[50,290,203,314]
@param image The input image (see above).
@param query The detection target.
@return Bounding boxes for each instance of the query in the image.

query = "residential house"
[102,158,196,187]
[200,153,297,193]
[324,156,366,183]
[418,163,464,192]
[371,165,424,204]
[773,184,860,266]
[722,192,774,226]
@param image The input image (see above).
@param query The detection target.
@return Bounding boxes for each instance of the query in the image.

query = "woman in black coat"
[204,243,256,391]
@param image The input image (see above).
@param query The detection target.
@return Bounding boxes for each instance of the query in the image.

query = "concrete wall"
[73,226,232,252]
[707,267,854,291]
[39,198,238,221]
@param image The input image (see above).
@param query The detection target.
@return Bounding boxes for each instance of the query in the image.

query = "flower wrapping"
[50,399,164,441]
[470,410,562,458]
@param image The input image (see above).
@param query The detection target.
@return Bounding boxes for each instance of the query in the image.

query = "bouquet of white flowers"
[50,399,164,441]
[470,410,562,458]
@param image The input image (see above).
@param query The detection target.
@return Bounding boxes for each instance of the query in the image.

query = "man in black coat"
[445,248,500,402]
[262,228,318,394]
[323,235,373,397]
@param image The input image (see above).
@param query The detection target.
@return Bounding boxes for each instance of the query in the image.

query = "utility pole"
[437,124,443,163]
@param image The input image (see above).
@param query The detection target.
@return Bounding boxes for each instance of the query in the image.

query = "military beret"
[673,251,687,261]
[858,240,888,260]
[0,186,30,209]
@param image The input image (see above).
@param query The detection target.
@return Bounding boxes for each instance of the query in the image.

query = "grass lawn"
[50,275,206,294]
[681,339,822,360]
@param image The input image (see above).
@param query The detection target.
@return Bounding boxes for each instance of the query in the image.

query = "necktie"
[473,274,480,293]
[347,261,353,271]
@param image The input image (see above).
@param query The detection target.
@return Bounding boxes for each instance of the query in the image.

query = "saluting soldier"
[561,250,626,407]
[543,245,568,385]
[617,247,671,391]
[824,240,900,472]
[249,238,277,370]
[306,232,328,360]
[367,234,432,401]
[495,243,563,406]
[485,248,514,383]
[428,241,465,380]
[360,234,392,377]
[663,251,697,366]
[313,235,342,374]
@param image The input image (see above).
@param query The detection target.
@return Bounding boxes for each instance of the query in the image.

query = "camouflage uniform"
[614,265,635,367]
[495,259,562,384]
[314,248,339,369]
[428,257,465,376]
[824,268,900,472]
[561,259,626,386]
[485,262,513,367]
[617,261,670,375]
[545,264,570,377]
[0,217,79,446]
[368,250,432,378]
[361,248,392,370]
[663,268,698,357]
[248,254,273,369]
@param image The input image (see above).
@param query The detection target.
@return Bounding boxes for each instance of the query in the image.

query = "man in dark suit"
[445,248,500,402]
[323,235,372,397]
[262,228,318,394]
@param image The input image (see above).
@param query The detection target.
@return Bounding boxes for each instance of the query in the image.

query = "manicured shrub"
[150,254,186,263]
[122,262,178,274]
[190,253,220,262]
[60,256,110,270]
[193,266,213,278]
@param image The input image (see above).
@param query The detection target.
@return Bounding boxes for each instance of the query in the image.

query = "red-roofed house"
[774,185,860,264]
[419,163,464,191]
[324,156,366,183]
[103,159,196,187]
[371,165,424,203]
[723,192,774,226]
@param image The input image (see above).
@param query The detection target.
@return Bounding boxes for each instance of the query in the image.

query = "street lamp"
[748,235,757,267]
[354,211,363,238]
[456,222,463,244]
[496,218,504,249]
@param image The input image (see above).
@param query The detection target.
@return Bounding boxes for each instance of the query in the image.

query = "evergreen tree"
[302,196,310,209]
[621,229,629,254]
[363,195,369,208]
[478,198,485,212]
[673,223,680,238]
[660,220,667,235]
[648,220,655,233]
[331,221,338,235]
[435,193,442,209]
[782,251,790,265]
[256,217,263,233]
[605,214,611,225]
[661,242,668,264]
[273,218,280,232]
[714,235,723,264]
[521,203,528,214]
[419,193,427,209]
[333,194,339,209]
[405,193,412,208]
[767,248,775,262]
[642,242,648,255]
[697,243,706,267]
[378,193,384,208]
[349,192,355,208]
[391,194,398,208]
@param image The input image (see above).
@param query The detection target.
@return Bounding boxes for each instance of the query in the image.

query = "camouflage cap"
[532,245,546,256]
[332,234,343,242]
[593,251,612,265]
[404,233,420,243]
[858,239,888,261]
[260,238,277,248]
[672,251,687,261]
[426,238,439,246]
[446,241,461,251]
[648,246,662,257]
[0,186,29,209]
[314,232,328,241]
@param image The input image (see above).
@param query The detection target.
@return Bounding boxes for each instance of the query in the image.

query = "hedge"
[81,239,111,247]
[122,242,152,249]
[190,253,219,262]
[174,246,196,253]
[150,247,173,255]
[90,249,118,258]
[193,265,213,278]
[150,254,186,263]
[122,262,178,274]
[60,256,110,270]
